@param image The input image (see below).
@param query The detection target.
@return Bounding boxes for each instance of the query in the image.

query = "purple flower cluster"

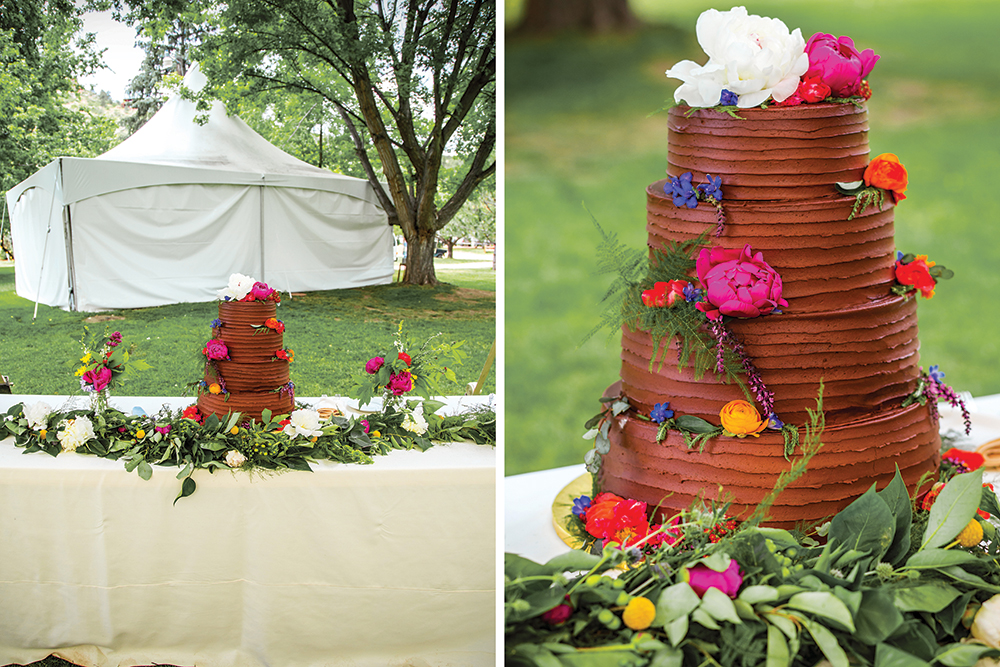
[925,367,971,436]
[710,320,775,419]
[108,331,122,348]
[665,172,727,235]
[697,175,724,201]
[667,172,698,209]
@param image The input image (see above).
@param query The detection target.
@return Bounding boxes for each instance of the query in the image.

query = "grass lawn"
[0,259,495,399]
[505,0,1000,475]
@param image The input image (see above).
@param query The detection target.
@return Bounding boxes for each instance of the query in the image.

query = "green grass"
[0,264,495,398]
[505,1,1000,475]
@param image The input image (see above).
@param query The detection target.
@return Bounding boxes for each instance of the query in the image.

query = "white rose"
[24,401,53,430]
[225,450,247,468]
[402,405,428,436]
[282,409,323,439]
[973,594,1000,648]
[57,416,96,452]
[218,273,257,301]
[666,6,808,108]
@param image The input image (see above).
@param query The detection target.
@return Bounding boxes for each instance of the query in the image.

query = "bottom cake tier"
[198,390,294,424]
[599,383,941,529]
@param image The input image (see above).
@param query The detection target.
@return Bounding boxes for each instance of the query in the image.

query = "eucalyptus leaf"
[137,459,153,481]
[933,643,1000,667]
[675,414,718,433]
[854,588,904,645]
[656,582,700,625]
[875,642,931,667]
[904,548,983,569]
[835,180,865,194]
[877,467,913,566]
[739,585,779,605]
[766,624,790,667]
[665,615,688,648]
[922,469,983,551]
[799,616,848,667]
[172,476,196,505]
[762,608,798,641]
[544,550,603,573]
[828,484,895,565]
[787,591,856,632]
[893,583,961,613]
[691,606,720,630]
[700,587,742,624]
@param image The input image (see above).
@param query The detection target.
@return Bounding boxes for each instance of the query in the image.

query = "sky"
[77,10,145,101]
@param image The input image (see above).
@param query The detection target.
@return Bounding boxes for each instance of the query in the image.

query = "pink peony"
[365,356,384,374]
[695,244,787,321]
[541,599,573,625]
[685,559,743,598]
[804,33,879,98]
[203,339,230,360]
[249,281,274,301]
[386,370,413,396]
[82,366,113,392]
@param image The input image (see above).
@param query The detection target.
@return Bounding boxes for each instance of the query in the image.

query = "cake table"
[0,394,495,667]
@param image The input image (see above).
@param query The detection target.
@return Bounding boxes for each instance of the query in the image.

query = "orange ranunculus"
[209,383,222,394]
[719,400,767,437]
[863,153,908,202]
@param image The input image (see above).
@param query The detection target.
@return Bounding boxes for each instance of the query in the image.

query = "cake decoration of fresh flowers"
[666,6,878,109]
[217,273,280,302]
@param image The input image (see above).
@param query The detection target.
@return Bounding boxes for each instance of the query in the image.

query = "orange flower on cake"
[719,400,767,437]
[863,153,908,202]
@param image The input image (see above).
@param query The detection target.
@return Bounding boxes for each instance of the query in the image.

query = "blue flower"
[683,283,704,303]
[571,495,592,519]
[697,174,724,201]
[650,402,675,423]
[929,365,945,383]
[211,318,223,328]
[667,172,698,209]
[719,89,739,106]
[896,250,904,262]
[767,413,784,430]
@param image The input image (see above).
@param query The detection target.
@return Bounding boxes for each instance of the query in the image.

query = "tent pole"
[33,159,61,321]
[259,180,265,282]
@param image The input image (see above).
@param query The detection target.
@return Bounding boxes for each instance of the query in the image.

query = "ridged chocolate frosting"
[600,103,940,529]
[198,301,293,422]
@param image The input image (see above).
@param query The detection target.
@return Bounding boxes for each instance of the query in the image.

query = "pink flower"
[365,357,384,374]
[804,33,879,98]
[695,244,787,321]
[249,281,274,301]
[685,559,743,598]
[203,339,230,360]
[82,366,113,392]
[155,425,171,435]
[361,419,370,433]
[386,371,413,396]
[541,598,573,625]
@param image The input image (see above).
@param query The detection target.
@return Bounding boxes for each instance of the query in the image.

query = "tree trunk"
[403,231,438,285]
[514,0,640,34]
[446,238,455,258]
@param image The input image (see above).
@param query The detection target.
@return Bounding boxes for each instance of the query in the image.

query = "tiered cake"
[198,297,294,423]
[598,102,941,528]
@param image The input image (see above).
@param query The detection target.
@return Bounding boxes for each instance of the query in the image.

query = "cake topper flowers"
[803,33,879,98]
[218,273,281,303]
[893,252,953,299]
[665,7,808,109]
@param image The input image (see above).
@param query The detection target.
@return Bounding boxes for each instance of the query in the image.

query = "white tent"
[5,66,392,312]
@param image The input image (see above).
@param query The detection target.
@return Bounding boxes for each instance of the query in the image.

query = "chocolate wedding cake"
[198,279,294,423]
[596,11,942,528]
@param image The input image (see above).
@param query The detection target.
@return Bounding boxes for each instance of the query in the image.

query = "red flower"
[275,349,294,362]
[641,280,689,308]
[203,339,230,360]
[796,75,831,103]
[265,317,285,333]
[920,481,946,511]
[583,493,662,548]
[864,153,907,202]
[182,405,204,424]
[943,447,985,472]
[398,351,412,365]
[895,256,936,299]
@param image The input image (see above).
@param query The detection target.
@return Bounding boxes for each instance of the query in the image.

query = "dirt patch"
[437,287,495,304]
[83,314,126,323]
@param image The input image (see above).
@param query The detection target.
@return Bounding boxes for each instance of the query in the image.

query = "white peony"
[973,593,1000,648]
[282,409,324,439]
[24,401,53,430]
[225,450,247,468]
[217,273,257,301]
[666,6,808,109]
[402,405,428,435]
[57,416,96,452]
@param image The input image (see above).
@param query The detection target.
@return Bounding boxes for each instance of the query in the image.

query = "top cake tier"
[666,103,869,201]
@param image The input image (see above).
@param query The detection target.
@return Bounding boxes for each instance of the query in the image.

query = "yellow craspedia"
[372,430,381,438]
[230,426,239,435]
[622,596,656,630]
[135,429,146,439]
[958,519,985,548]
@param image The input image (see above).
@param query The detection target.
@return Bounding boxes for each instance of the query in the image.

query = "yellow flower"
[372,430,381,438]
[208,383,222,394]
[719,400,767,438]
[915,254,936,269]
[39,429,47,439]
[135,429,146,439]
[80,352,91,364]
[957,519,985,548]
[74,366,88,377]
[622,597,656,630]
[230,426,239,435]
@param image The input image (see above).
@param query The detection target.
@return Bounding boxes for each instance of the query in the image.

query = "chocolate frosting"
[601,103,941,528]
[198,301,293,422]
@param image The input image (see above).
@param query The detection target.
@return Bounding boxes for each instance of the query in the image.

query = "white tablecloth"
[0,395,496,667]
[505,397,1000,565]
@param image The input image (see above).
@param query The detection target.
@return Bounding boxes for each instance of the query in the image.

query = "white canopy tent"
[5,66,392,312]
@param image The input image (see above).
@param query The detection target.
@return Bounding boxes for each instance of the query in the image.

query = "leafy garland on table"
[1,325,494,502]
[508,392,1000,666]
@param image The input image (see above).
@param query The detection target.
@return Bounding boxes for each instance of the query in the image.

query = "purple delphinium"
[767,413,784,430]
[667,172,698,209]
[928,364,945,383]
[571,495,592,519]
[650,402,675,423]
[210,318,223,329]
[697,174,724,201]
[719,89,739,106]
[683,283,704,303]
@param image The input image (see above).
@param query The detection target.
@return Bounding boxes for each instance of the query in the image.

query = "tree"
[512,0,639,34]
[438,173,494,258]
[191,0,496,285]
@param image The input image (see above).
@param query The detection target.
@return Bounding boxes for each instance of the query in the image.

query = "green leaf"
[700,587,742,625]
[766,624,790,667]
[892,583,961,613]
[854,588,904,645]
[665,615,688,648]
[763,609,798,641]
[922,469,983,551]
[739,585,780,605]
[799,616,848,667]
[828,484,895,565]
[904,548,983,569]
[874,642,931,667]
[544,550,603,573]
[675,414,718,433]
[934,643,1000,667]
[691,606,719,630]
[137,459,153,481]
[877,468,913,566]
[787,591,856,632]
[172,476,196,505]
[835,180,865,194]
[505,553,551,580]
[655,582,701,625]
